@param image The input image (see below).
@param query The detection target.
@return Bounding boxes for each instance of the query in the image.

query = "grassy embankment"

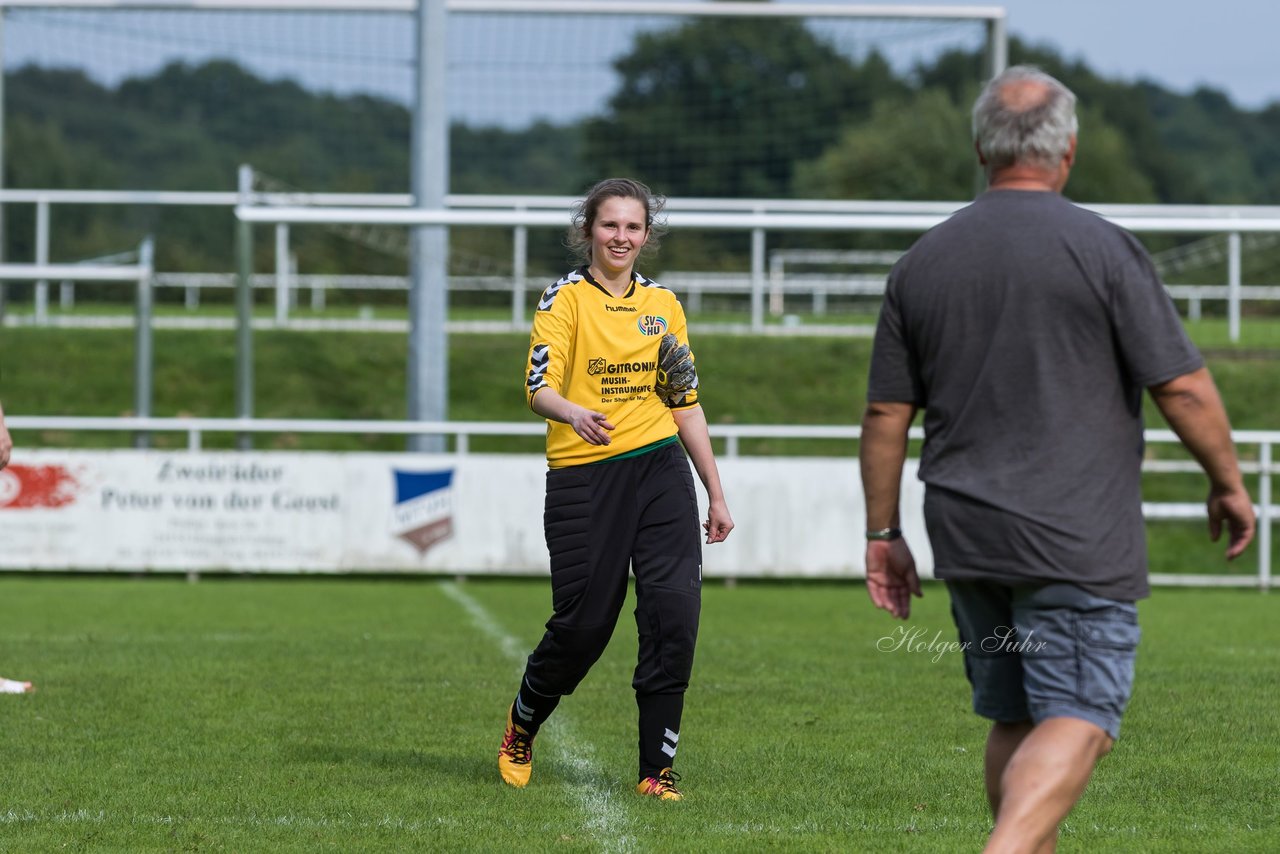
[1,317,1277,575]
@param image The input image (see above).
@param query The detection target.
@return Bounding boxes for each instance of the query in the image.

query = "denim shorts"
[945,580,1141,740]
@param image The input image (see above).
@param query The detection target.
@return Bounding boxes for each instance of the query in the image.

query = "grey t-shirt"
[868,190,1204,600]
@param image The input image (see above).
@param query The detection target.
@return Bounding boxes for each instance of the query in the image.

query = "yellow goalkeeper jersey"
[526,266,700,468]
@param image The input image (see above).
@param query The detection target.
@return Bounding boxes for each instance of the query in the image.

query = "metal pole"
[275,222,290,325]
[512,222,527,327]
[1228,230,1241,343]
[134,237,155,449]
[235,164,255,450]
[750,226,766,331]
[768,251,783,317]
[975,15,1007,196]
[35,197,49,324]
[985,13,1007,79]
[407,0,450,453]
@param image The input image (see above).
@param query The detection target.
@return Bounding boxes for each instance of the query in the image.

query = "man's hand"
[1208,483,1256,560]
[865,538,922,620]
[655,334,697,405]
[1149,368,1255,561]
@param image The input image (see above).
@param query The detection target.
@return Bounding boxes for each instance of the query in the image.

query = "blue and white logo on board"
[392,468,455,554]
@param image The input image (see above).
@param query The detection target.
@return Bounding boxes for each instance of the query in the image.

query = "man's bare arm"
[1149,367,1255,559]
[860,401,922,618]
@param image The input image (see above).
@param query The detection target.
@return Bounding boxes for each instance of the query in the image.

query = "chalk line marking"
[440,581,636,853]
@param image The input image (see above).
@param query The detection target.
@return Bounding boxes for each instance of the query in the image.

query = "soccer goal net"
[1,1,1001,311]
[2,1,1000,198]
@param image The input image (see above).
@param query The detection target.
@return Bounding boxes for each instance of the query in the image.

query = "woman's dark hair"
[566,177,668,265]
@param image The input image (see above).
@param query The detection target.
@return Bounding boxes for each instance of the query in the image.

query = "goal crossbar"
[0,1,1005,22]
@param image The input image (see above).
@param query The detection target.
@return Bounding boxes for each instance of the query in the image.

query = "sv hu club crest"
[637,315,668,336]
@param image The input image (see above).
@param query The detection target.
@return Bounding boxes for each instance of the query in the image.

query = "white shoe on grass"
[0,677,35,694]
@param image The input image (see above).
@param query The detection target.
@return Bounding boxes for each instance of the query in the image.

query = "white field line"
[439,581,636,854]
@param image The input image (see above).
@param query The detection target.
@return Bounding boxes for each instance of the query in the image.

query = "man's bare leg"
[985,720,1061,854]
[985,720,1034,814]
[983,717,1112,854]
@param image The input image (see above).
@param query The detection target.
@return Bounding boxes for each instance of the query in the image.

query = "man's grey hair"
[973,65,1078,172]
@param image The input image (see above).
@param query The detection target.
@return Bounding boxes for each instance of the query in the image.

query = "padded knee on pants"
[527,621,617,696]
[635,586,700,693]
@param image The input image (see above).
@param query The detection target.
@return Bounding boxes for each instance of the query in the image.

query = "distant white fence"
[5,188,1280,337]
[8,268,1280,337]
[4,415,1274,588]
[234,197,1280,339]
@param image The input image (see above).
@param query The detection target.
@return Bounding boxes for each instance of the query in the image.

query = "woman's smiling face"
[589,196,649,280]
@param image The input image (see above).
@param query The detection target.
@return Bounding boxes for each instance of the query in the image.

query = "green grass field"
[0,577,1276,852]
[2,279,1277,850]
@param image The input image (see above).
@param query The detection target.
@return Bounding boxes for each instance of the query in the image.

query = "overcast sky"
[903,0,1279,108]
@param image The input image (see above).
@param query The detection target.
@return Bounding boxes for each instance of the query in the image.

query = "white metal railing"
[5,187,1280,335]
[9,187,1280,218]
[9,270,1280,333]
[0,263,146,323]
[232,201,1280,338]
[6,416,1275,588]
[0,246,159,428]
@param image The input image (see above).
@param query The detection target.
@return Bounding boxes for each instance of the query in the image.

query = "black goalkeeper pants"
[523,441,703,701]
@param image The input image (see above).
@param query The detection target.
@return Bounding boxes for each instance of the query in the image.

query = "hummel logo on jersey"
[638,274,671,292]
[537,273,578,312]
[637,315,668,336]
[606,304,637,313]
[527,344,550,391]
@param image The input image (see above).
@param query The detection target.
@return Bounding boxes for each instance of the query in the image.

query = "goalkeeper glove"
[655,333,697,406]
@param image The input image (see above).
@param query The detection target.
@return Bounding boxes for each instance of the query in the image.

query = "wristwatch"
[865,527,903,541]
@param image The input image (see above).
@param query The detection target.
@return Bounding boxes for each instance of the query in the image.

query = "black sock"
[511,675,560,735]
[637,693,684,781]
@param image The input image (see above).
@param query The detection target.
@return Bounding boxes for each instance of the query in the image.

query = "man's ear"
[974,140,988,165]
[1064,135,1077,168]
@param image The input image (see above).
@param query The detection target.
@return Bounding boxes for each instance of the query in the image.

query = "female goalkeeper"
[499,177,734,801]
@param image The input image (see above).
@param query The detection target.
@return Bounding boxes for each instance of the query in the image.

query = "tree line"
[5,17,1279,280]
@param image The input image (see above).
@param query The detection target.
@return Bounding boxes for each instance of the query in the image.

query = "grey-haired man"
[860,66,1255,852]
